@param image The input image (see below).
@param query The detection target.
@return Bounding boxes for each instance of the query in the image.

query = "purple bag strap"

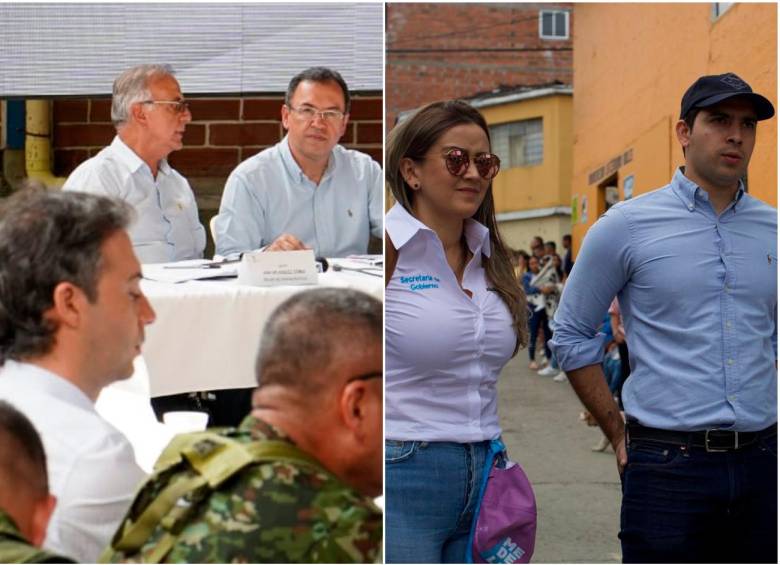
[465,438,506,563]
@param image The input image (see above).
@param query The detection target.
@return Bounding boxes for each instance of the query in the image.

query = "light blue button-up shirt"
[64,136,206,264]
[551,168,777,432]
[214,136,383,258]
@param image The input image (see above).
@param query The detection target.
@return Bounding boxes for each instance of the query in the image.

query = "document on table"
[143,260,239,283]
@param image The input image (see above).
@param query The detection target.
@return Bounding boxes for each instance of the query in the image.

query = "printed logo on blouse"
[399,274,440,291]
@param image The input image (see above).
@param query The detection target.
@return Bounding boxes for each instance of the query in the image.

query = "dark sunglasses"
[442,147,501,180]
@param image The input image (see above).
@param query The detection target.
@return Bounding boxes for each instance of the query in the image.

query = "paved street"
[497,355,622,563]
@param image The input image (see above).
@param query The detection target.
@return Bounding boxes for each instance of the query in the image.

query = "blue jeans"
[386,440,490,563]
[620,432,777,563]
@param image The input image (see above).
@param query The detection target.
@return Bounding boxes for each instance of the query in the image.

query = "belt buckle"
[705,429,738,452]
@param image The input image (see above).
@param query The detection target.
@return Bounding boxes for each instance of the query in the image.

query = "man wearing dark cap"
[551,72,777,563]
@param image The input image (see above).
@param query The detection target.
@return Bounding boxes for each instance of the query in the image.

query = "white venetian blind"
[0,2,383,97]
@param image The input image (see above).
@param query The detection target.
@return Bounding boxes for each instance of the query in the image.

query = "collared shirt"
[63,136,206,264]
[385,203,516,442]
[551,168,777,432]
[0,361,146,562]
[213,136,383,258]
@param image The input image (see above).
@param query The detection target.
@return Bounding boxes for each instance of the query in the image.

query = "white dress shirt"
[214,136,383,258]
[0,360,146,562]
[385,203,517,443]
[63,136,206,264]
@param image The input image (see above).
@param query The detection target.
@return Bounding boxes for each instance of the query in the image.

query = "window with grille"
[490,118,543,169]
[539,10,569,40]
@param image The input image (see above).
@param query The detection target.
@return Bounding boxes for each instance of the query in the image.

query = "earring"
[413,183,420,189]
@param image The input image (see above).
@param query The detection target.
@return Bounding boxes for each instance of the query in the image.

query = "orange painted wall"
[572,3,777,253]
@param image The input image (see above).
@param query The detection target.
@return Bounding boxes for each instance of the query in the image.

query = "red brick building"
[386,2,573,127]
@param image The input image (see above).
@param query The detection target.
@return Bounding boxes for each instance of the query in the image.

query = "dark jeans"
[528,307,552,362]
[150,388,254,428]
[620,432,777,563]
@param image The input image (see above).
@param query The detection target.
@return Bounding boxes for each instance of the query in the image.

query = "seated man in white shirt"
[64,64,206,264]
[214,67,383,257]
[0,189,156,562]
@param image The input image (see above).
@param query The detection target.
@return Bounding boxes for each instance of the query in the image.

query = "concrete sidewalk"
[497,355,622,563]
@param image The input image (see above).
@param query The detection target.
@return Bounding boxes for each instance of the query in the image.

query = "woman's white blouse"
[385,203,516,442]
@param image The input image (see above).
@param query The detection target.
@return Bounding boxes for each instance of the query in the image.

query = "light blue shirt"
[214,136,383,257]
[551,168,777,432]
[63,136,206,264]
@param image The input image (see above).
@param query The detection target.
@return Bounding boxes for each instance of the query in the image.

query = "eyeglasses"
[441,147,501,180]
[142,99,191,114]
[288,105,345,124]
[346,371,383,383]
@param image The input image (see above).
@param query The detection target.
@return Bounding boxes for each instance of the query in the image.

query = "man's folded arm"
[550,208,634,473]
[551,207,633,372]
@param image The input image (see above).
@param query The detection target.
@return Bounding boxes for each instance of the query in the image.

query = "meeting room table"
[96,257,383,472]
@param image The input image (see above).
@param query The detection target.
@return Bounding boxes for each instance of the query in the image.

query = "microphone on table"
[315,257,329,273]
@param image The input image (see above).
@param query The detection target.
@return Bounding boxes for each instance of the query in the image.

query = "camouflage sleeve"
[161,461,382,564]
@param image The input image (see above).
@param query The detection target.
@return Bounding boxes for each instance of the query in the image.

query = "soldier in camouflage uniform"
[0,401,74,564]
[104,288,383,563]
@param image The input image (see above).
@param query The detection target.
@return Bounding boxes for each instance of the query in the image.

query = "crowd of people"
[509,235,572,382]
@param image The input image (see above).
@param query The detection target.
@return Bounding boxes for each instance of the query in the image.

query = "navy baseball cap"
[680,72,775,120]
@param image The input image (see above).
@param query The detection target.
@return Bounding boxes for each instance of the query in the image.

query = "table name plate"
[237,249,318,287]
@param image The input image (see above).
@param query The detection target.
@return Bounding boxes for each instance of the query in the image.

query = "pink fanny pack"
[467,439,537,564]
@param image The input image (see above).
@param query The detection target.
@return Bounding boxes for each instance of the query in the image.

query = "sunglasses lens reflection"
[444,149,499,180]
[445,150,469,176]
[475,154,500,180]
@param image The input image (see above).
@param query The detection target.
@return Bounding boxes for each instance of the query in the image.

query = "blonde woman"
[385,100,529,563]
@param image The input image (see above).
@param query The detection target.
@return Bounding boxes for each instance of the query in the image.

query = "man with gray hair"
[214,67,382,257]
[0,189,155,561]
[103,288,382,563]
[0,400,74,563]
[64,64,206,264]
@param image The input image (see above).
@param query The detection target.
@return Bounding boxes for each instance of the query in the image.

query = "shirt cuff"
[550,333,607,372]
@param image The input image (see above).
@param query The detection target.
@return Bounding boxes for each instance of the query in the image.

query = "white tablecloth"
[140,265,383,397]
[96,261,382,472]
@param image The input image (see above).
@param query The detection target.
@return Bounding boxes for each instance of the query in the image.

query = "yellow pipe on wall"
[25,99,66,188]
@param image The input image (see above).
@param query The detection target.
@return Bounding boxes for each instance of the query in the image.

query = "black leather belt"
[627,422,777,453]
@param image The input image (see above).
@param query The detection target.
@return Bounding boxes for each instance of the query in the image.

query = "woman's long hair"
[386,100,529,353]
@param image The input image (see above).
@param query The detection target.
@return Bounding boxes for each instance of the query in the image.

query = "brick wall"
[386,3,573,127]
[51,94,381,255]
[52,94,383,210]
